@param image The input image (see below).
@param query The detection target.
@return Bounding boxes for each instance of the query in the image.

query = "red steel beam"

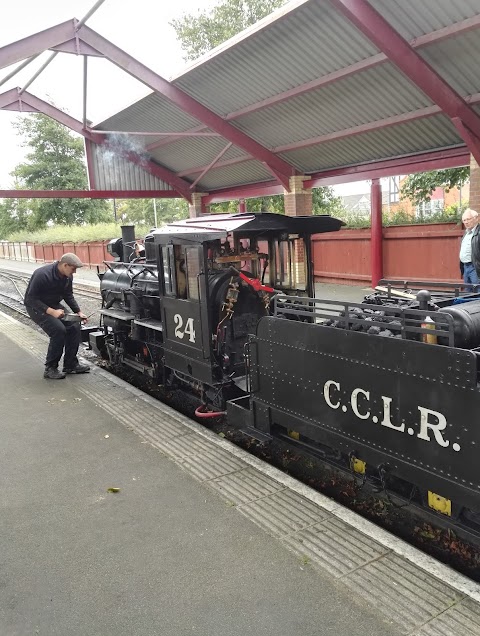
[308,147,470,187]
[116,150,193,202]
[330,0,480,142]
[148,16,480,151]
[226,14,480,120]
[451,117,480,166]
[76,24,296,189]
[0,88,194,201]
[203,146,470,203]
[175,93,480,177]
[0,21,76,70]
[0,88,103,142]
[0,190,180,199]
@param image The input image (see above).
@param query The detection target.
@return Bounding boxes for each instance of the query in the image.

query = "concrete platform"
[1,311,480,636]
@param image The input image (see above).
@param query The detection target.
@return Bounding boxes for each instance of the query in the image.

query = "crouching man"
[24,253,90,379]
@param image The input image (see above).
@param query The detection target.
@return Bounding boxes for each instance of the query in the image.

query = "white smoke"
[102,132,149,168]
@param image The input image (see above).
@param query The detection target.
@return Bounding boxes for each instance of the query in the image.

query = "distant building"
[340,191,390,216]
[338,176,469,220]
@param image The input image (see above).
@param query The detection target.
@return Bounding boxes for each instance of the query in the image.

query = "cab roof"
[152,212,344,243]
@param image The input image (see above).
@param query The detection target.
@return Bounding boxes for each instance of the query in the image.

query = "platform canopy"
[1,0,480,203]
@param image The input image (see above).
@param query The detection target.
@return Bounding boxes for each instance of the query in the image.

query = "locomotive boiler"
[92,213,480,538]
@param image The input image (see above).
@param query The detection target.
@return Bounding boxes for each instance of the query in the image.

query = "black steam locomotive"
[91,213,480,537]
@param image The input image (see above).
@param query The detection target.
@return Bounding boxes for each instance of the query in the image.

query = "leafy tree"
[116,198,189,227]
[0,196,34,239]
[400,168,469,206]
[209,187,346,216]
[10,114,110,228]
[171,0,287,60]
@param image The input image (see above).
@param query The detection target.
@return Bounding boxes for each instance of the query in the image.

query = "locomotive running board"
[240,427,273,443]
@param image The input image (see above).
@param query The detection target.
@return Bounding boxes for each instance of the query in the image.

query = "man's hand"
[47,307,65,319]
[77,311,88,323]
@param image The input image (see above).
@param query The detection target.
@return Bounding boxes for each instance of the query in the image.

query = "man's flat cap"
[60,253,84,268]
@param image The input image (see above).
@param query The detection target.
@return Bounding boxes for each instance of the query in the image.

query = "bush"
[4,223,135,244]
[333,203,468,229]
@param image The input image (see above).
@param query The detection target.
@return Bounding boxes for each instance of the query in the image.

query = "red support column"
[370,178,383,288]
[238,198,246,213]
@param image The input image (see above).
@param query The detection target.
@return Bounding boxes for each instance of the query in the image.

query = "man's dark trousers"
[27,309,81,369]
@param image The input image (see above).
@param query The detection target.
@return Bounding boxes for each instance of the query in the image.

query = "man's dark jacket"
[24,262,80,315]
[460,224,480,276]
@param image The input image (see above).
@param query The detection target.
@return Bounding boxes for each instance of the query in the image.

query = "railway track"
[0,267,102,323]
[0,290,28,317]
[0,267,101,301]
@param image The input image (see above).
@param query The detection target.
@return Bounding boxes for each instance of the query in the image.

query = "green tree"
[400,167,469,206]
[209,187,346,216]
[0,196,34,239]
[171,0,287,60]
[10,114,110,228]
[116,198,189,227]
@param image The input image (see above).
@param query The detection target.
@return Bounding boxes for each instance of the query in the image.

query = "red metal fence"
[0,223,465,283]
[0,241,113,269]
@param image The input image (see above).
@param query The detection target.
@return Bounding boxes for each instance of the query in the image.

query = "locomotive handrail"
[378,278,480,298]
[272,294,456,347]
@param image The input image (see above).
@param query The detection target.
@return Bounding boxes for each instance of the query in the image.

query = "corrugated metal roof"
[92,144,174,191]
[232,64,433,148]
[91,0,480,197]
[281,114,462,172]
[149,137,246,174]
[173,1,378,115]
[371,0,480,39]
[195,160,273,191]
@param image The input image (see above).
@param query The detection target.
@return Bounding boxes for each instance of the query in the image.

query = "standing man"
[459,208,480,285]
[24,253,90,379]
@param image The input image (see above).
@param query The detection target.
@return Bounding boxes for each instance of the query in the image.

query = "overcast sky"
[0,0,371,197]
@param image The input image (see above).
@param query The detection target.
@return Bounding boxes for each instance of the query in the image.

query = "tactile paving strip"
[207,468,286,505]
[342,552,464,634]
[177,448,247,482]
[282,516,389,578]
[236,488,331,537]
[414,597,480,635]
[2,311,480,636]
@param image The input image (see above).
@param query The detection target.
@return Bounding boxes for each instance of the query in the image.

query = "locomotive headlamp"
[107,238,123,261]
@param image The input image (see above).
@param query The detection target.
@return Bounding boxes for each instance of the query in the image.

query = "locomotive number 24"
[173,314,196,343]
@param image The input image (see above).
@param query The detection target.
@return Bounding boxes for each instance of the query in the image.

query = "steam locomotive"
[91,213,480,537]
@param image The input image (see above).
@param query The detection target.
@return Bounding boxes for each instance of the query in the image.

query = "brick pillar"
[470,155,480,211]
[188,192,208,218]
[284,175,312,216]
[238,198,246,213]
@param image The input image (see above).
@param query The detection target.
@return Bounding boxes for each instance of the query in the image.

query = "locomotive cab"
[153,213,343,397]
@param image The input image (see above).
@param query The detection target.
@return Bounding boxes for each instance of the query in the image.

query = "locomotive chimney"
[121,225,135,262]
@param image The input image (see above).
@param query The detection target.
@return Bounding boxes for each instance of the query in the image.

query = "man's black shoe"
[63,363,91,375]
[44,367,66,380]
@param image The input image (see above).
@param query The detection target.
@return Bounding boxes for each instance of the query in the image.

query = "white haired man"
[459,208,480,285]
[24,253,90,379]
